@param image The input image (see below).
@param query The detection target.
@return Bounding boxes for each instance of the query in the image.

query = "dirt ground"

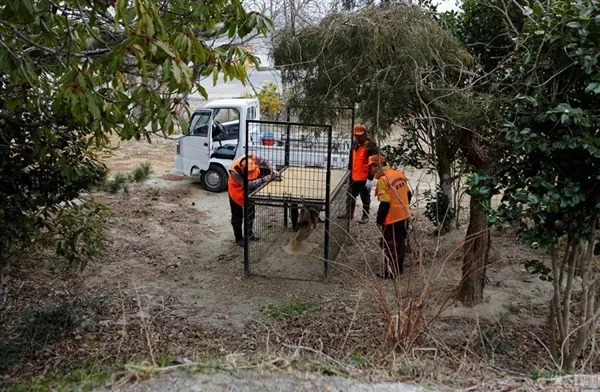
[1,136,590,389]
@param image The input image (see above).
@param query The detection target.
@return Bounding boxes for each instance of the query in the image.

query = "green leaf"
[532,2,544,18]
[212,66,219,86]
[197,85,208,100]
[144,13,155,36]
[585,82,598,92]
[86,94,101,120]
[227,23,237,38]
[580,6,593,18]
[22,0,33,14]
[567,21,582,29]
[172,60,181,83]
[163,59,171,79]
[156,41,175,58]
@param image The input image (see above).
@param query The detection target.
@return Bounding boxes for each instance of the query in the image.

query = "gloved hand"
[365,179,374,190]
[272,169,280,176]
[262,175,272,183]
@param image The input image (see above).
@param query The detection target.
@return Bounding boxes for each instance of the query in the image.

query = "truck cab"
[174,98,260,192]
[174,98,353,193]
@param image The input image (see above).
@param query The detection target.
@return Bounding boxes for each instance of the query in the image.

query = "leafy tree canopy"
[493,0,600,251]
[0,0,270,268]
[450,0,525,74]
[490,0,600,370]
[272,3,473,136]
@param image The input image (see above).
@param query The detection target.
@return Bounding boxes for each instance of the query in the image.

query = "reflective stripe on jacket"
[375,168,411,225]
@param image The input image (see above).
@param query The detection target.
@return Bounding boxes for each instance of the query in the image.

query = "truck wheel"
[201,164,228,193]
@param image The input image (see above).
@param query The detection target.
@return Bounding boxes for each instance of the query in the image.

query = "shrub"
[423,185,455,234]
[241,81,283,120]
[130,162,153,183]
[33,200,114,271]
[22,303,79,343]
[105,172,129,194]
[1,199,113,281]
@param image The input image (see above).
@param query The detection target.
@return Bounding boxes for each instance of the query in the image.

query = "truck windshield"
[188,110,212,136]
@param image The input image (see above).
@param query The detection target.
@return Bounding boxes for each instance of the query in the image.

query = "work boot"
[358,211,369,224]
[236,238,245,247]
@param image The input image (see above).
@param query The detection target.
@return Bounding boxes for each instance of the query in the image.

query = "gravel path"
[113,371,430,392]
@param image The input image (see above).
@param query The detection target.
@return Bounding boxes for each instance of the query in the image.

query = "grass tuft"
[105,172,128,194]
[131,162,152,183]
[261,300,312,321]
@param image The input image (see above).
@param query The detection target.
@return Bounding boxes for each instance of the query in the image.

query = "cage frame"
[283,106,356,233]
[242,106,355,280]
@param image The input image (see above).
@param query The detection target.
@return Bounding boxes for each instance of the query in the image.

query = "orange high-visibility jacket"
[351,140,373,181]
[375,168,411,225]
[228,156,260,207]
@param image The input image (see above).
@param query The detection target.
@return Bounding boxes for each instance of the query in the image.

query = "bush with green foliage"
[491,0,600,372]
[7,200,115,273]
[22,303,79,344]
[101,162,153,194]
[0,0,270,273]
[0,121,107,273]
[241,81,283,119]
[104,172,130,195]
[424,186,455,234]
[130,162,153,183]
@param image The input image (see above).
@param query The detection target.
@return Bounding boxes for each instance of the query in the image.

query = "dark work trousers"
[230,197,255,240]
[381,220,408,277]
[349,180,371,215]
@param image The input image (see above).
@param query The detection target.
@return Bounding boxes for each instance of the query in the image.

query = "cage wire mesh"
[287,106,355,265]
[328,177,351,263]
[242,107,355,280]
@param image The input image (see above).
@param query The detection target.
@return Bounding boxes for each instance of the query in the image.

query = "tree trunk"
[457,195,490,306]
[434,130,459,231]
[437,155,453,205]
[458,128,491,306]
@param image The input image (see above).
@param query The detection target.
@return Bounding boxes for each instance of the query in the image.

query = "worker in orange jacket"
[340,124,378,223]
[228,154,275,247]
[368,154,412,279]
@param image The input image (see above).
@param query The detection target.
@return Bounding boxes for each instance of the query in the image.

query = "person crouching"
[228,154,274,247]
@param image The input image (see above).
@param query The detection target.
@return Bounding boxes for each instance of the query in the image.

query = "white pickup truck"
[174,98,351,192]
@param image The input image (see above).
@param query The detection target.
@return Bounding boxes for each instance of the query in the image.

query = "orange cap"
[353,124,366,136]
[367,154,386,166]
